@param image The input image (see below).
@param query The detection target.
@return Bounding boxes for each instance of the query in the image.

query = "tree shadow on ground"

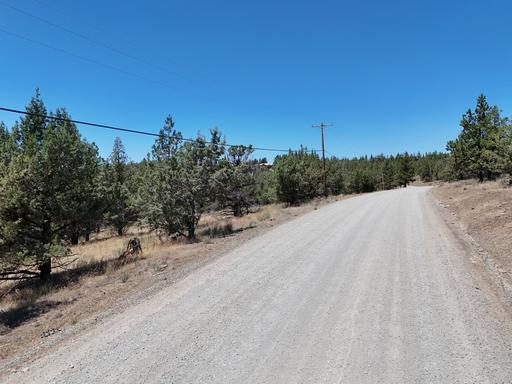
[0,258,124,334]
[0,299,67,333]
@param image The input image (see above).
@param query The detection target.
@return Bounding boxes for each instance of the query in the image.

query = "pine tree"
[447,94,507,181]
[382,157,396,189]
[325,159,345,195]
[396,153,415,187]
[0,122,18,170]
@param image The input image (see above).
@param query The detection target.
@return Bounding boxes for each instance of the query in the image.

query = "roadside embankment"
[432,180,512,303]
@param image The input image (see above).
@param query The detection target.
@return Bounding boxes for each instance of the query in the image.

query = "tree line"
[0,91,510,281]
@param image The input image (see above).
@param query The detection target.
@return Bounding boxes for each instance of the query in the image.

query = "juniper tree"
[103,137,137,236]
[142,116,225,239]
[0,94,101,280]
[140,116,184,237]
[274,148,322,205]
[214,144,256,216]
[176,129,225,238]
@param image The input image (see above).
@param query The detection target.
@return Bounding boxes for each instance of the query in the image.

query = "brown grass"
[0,197,348,366]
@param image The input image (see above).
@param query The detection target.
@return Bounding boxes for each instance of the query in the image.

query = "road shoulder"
[0,196,347,376]
[429,182,512,309]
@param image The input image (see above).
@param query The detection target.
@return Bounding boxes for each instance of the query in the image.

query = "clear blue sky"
[1,0,512,161]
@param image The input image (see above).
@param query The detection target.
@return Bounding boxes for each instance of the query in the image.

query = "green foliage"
[214,145,256,216]
[140,117,225,239]
[273,148,322,205]
[7,89,512,283]
[351,167,378,193]
[103,137,137,236]
[253,166,277,204]
[447,94,508,181]
[396,153,415,187]
[325,159,344,195]
[0,94,100,280]
[415,152,454,182]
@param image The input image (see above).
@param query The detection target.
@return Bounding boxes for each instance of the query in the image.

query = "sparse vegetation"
[1,90,511,285]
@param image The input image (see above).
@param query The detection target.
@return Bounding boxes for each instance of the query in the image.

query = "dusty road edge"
[0,197,348,376]
[428,188,512,308]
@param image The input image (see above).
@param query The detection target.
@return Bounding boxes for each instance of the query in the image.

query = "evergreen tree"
[214,144,256,216]
[382,157,397,189]
[142,117,224,239]
[447,94,507,181]
[396,153,415,187]
[103,137,137,236]
[49,109,102,245]
[19,88,47,156]
[325,159,345,195]
[274,148,322,205]
[0,93,101,280]
[176,129,225,238]
[0,122,18,171]
[141,116,186,238]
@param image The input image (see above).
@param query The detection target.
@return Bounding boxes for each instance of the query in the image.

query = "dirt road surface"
[4,187,512,383]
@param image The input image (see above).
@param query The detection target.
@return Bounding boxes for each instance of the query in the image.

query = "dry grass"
[0,196,348,365]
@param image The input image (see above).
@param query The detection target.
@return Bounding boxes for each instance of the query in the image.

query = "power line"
[0,27,176,90]
[31,0,139,48]
[0,0,185,80]
[0,106,304,153]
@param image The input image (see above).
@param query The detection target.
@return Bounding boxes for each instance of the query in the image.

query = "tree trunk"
[70,229,79,245]
[117,227,123,236]
[233,202,242,217]
[85,231,90,242]
[187,223,195,240]
[39,258,51,281]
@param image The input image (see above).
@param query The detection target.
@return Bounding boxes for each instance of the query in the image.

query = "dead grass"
[0,197,348,366]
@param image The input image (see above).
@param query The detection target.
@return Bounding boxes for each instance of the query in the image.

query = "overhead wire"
[31,0,139,48]
[0,106,311,153]
[0,27,176,90]
[0,0,185,80]
[0,3,322,154]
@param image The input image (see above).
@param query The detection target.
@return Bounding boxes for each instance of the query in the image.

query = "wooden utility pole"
[312,122,333,197]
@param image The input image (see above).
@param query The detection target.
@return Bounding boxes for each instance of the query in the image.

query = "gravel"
[4,186,512,383]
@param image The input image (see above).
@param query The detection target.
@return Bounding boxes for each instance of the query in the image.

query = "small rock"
[41,328,62,338]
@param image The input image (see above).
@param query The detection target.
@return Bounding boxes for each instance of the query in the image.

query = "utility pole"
[312,122,333,197]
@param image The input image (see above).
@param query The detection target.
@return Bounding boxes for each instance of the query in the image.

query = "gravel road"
[6,187,512,383]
